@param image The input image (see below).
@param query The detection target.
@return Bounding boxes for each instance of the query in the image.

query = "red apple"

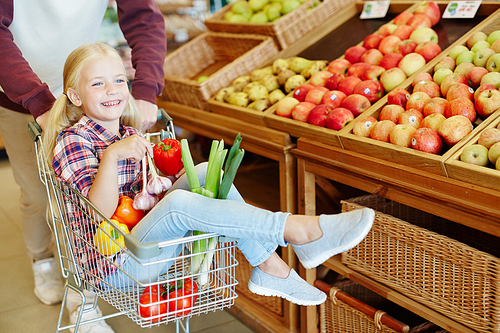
[440,73,468,97]
[390,124,417,147]
[398,53,426,77]
[420,113,446,132]
[321,90,347,108]
[423,97,448,117]
[393,11,414,25]
[411,127,443,154]
[327,59,351,75]
[340,94,371,117]
[399,108,424,128]
[362,65,386,82]
[414,0,441,26]
[347,62,372,78]
[466,67,489,89]
[370,120,396,142]
[412,72,433,87]
[305,86,329,104]
[363,34,384,50]
[474,83,496,100]
[387,88,411,108]
[413,80,441,98]
[378,23,398,37]
[438,115,473,146]
[291,101,316,122]
[325,107,355,130]
[415,41,442,62]
[379,35,402,55]
[360,49,384,65]
[406,92,431,113]
[338,76,362,96]
[392,25,415,40]
[379,53,404,70]
[309,71,333,87]
[407,13,432,29]
[275,97,300,118]
[444,96,476,122]
[475,89,500,119]
[478,127,500,149]
[307,104,335,127]
[394,39,418,56]
[379,104,406,123]
[292,84,314,102]
[434,56,456,72]
[467,31,488,49]
[446,83,474,102]
[353,80,384,103]
[379,67,407,92]
[352,115,378,137]
[324,73,345,91]
[344,46,367,64]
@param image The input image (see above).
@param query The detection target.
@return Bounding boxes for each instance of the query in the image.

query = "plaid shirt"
[52,115,144,283]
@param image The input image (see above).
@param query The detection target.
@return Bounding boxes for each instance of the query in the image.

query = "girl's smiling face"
[67,55,129,133]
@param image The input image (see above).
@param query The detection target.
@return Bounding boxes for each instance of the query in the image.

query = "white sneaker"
[69,305,115,333]
[32,257,64,305]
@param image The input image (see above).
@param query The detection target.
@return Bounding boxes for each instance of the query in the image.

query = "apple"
[327,59,351,75]
[423,97,448,117]
[363,34,384,50]
[448,45,469,61]
[440,73,468,97]
[433,68,453,86]
[411,127,443,154]
[345,46,367,64]
[353,80,384,103]
[434,57,455,72]
[393,11,414,25]
[390,124,417,147]
[444,96,476,122]
[379,35,402,55]
[360,49,384,65]
[412,72,433,87]
[399,108,424,128]
[276,97,300,117]
[380,104,405,123]
[467,31,488,49]
[414,1,441,26]
[379,53,404,70]
[420,113,446,132]
[466,66,489,89]
[415,41,442,62]
[474,83,496,100]
[321,90,347,108]
[387,87,411,108]
[324,73,345,90]
[378,23,398,37]
[291,101,316,122]
[398,53,426,77]
[394,39,418,57]
[460,144,489,166]
[292,84,314,102]
[393,25,415,40]
[406,92,431,113]
[362,65,386,82]
[475,89,500,119]
[340,94,371,117]
[480,72,500,88]
[347,62,372,78]
[490,39,500,53]
[487,30,500,45]
[474,48,495,67]
[454,62,475,77]
[325,107,355,130]
[409,27,438,44]
[305,86,329,104]
[486,53,500,72]
[352,115,378,137]
[456,51,476,66]
[370,120,396,142]
[413,80,441,98]
[379,67,407,93]
[407,13,432,29]
[488,142,500,164]
[471,40,491,53]
[478,127,500,149]
[309,71,333,87]
[446,83,474,102]
[307,104,335,127]
[338,76,362,96]
[438,115,473,146]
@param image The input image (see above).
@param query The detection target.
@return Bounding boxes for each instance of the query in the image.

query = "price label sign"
[442,1,482,19]
[360,1,390,19]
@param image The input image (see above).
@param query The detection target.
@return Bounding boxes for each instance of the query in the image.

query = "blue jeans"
[105,162,290,286]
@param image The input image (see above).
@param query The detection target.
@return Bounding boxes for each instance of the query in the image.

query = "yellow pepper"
[93,219,130,256]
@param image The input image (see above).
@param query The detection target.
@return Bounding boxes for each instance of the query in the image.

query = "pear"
[232,0,253,18]
[259,74,280,92]
[227,14,249,22]
[249,11,269,23]
[214,86,236,102]
[272,58,290,74]
[247,84,269,101]
[284,74,306,93]
[250,66,274,81]
[266,3,282,21]
[243,81,262,95]
[300,60,328,79]
[248,98,271,111]
[223,86,238,103]
[249,0,269,12]
[224,12,235,21]
[232,75,251,87]
[227,92,249,108]
[277,69,295,86]
[288,57,314,74]
[281,0,300,14]
[269,89,286,104]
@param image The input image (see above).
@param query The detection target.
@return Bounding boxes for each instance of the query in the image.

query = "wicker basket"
[341,195,500,333]
[234,249,283,316]
[162,32,278,110]
[205,0,356,49]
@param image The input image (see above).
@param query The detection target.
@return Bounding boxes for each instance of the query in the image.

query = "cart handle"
[28,121,42,142]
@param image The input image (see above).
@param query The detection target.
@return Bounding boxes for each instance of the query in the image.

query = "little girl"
[44,42,375,306]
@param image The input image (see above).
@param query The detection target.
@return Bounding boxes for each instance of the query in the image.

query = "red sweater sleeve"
[0,0,56,118]
[116,0,167,104]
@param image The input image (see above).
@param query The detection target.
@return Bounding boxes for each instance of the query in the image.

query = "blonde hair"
[42,42,142,165]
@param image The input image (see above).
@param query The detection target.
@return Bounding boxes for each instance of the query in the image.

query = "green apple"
[433,68,453,86]
[471,40,491,53]
[460,144,489,166]
[197,76,209,83]
[474,48,495,67]
[454,62,475,76]
[487,30,500,45]
[488,141,500,165]
[448,45,469,60]
[456,50,475,66]
[467,31,488,49]
[486,53,500,72]
[480,72,500,88]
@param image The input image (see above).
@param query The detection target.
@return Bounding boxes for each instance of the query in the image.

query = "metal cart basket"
[28,110,239,333]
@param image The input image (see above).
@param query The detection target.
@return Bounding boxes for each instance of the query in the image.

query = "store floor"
[0,152,258,333]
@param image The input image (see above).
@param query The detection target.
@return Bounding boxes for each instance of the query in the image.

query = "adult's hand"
[136,99,158,133]
[35,112,51,131]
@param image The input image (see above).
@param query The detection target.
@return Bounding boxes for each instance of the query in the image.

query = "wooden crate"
[162,32,278,110]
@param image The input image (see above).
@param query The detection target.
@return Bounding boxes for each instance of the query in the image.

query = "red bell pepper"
[153,138,183,176]
[112,196,145,230]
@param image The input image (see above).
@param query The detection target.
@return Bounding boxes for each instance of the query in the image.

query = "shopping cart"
[28,110,239,333]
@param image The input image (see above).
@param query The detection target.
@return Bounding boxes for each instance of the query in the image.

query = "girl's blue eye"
[92,82,103,87]
[116,79,125,83]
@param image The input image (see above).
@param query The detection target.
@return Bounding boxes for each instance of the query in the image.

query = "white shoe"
[32,257,64,305]
[69,305,115,333]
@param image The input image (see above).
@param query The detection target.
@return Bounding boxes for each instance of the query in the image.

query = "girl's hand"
[105,134,153,163]
[167,167,185,184]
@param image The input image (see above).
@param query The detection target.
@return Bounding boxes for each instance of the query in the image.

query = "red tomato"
[138,293,167,322]
[167,289,194,317]
[167,278,199,302]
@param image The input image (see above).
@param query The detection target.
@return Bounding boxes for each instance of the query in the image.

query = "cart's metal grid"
[28,110,239,332]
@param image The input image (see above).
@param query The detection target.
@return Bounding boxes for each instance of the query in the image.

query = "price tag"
[360,1,390,19]
[442,1,481,19]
